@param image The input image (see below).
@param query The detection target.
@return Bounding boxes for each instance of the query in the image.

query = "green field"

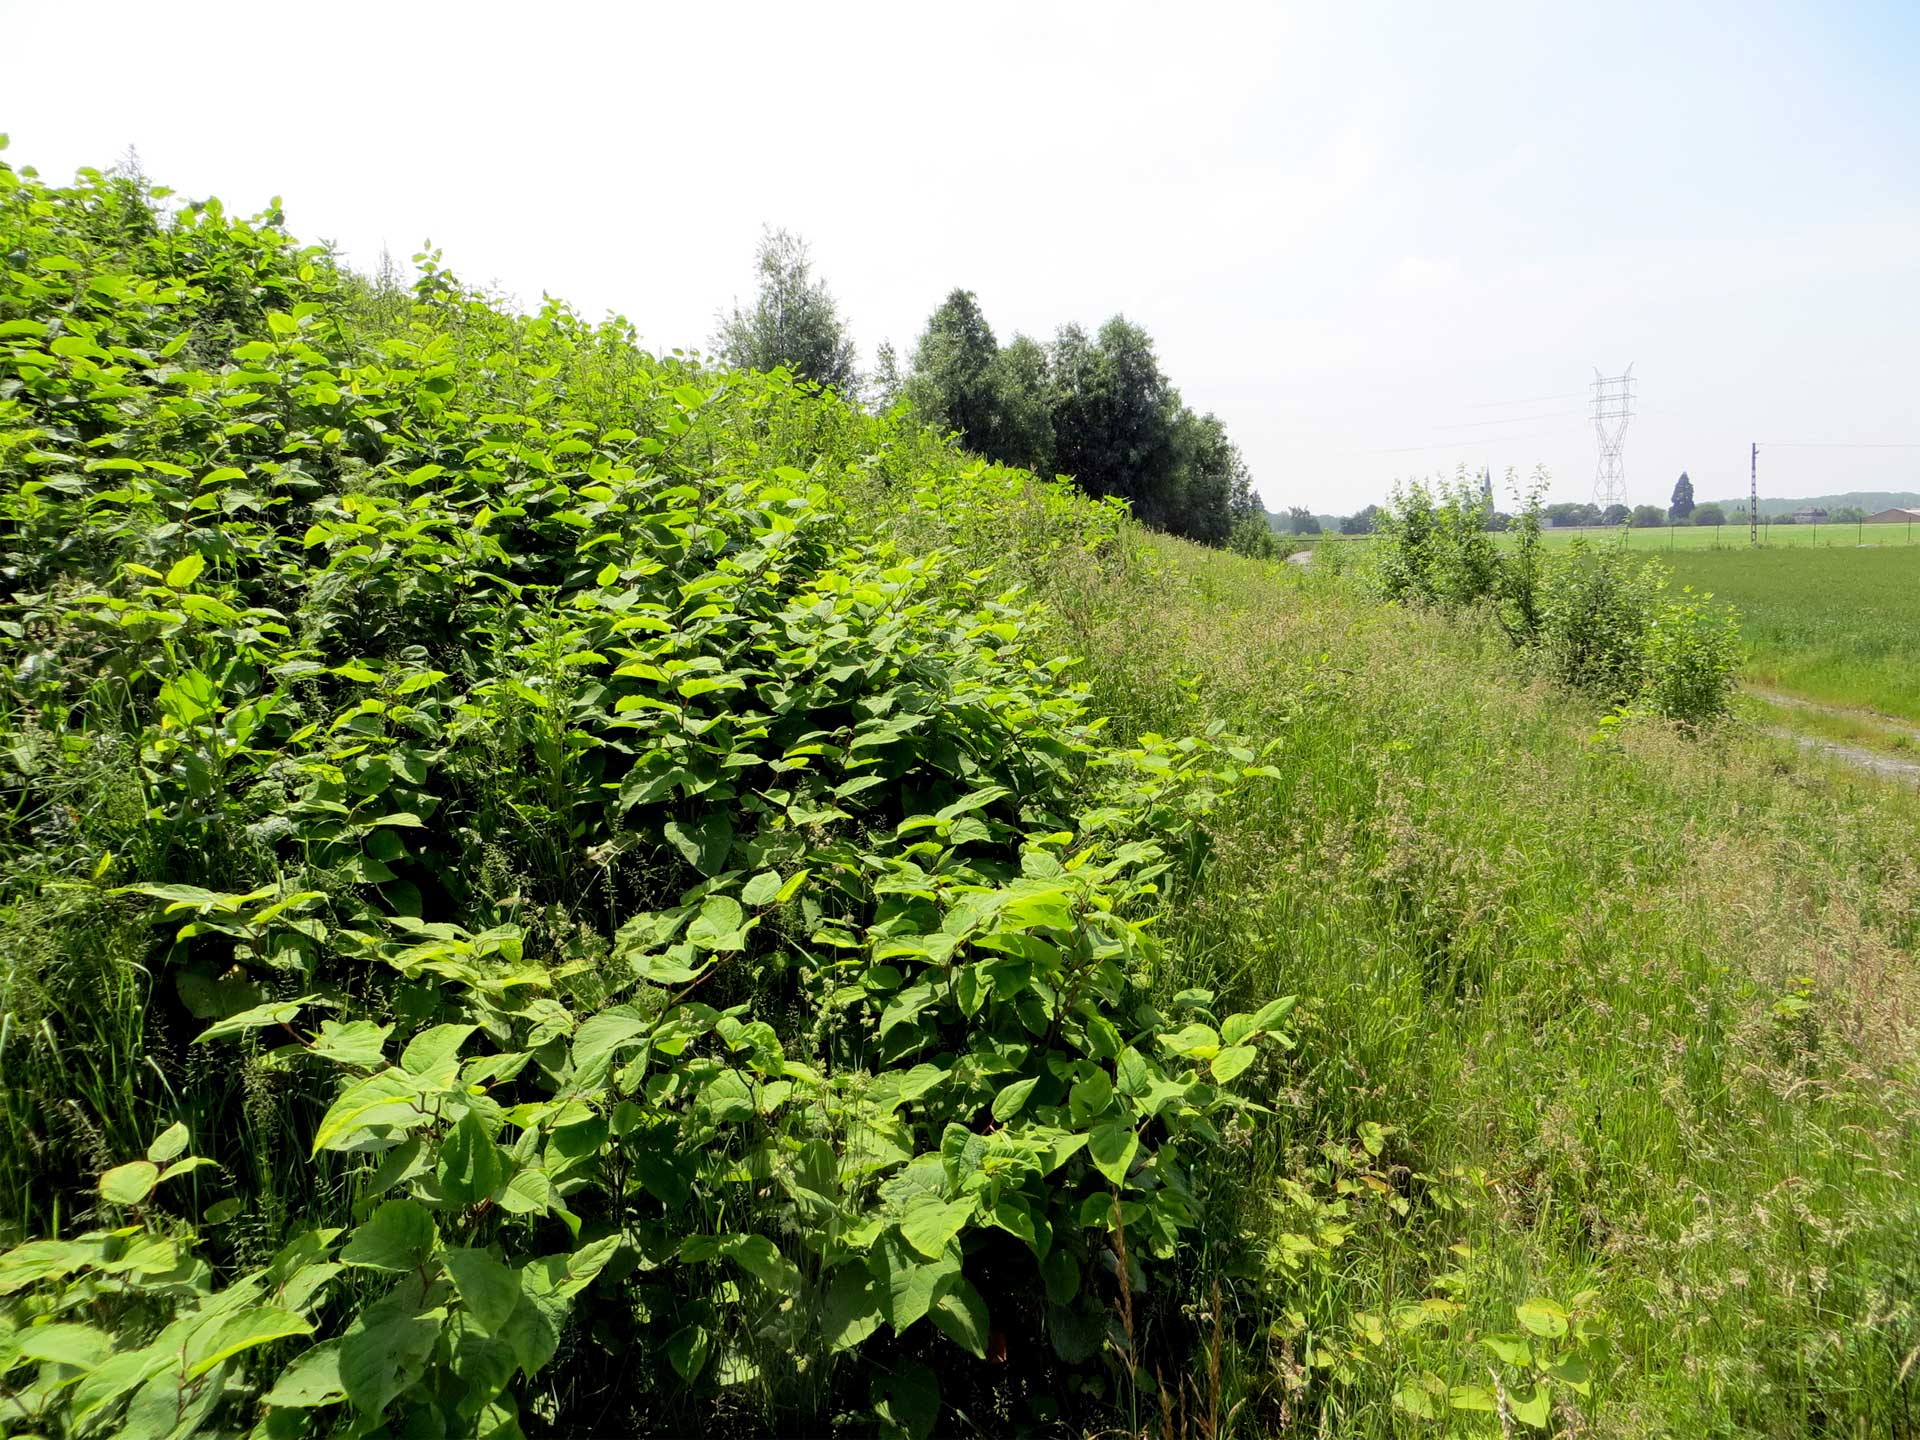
[1315,527,1920,731]
[1661,546,1920,723]
[1311,519,1920,552]
[1531,519,1920,551]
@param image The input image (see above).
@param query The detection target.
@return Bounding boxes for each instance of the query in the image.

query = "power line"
[1461,390,1584,409]
[1757,441,1920,449]
[1431,410,1581,431]
[1369,426,1570,455]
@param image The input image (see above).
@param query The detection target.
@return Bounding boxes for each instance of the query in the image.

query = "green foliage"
[1629,503,1666,527]
[1339,504,1379,536]
[710,227,859,397]
[1669,470,1695,520]
[1691,501,1727,526]
[896,296,1260,548]
[0,152,1302,1436]
[1371,470,1741,721]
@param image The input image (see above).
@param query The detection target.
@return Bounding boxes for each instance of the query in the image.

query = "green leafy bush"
[0,148,1303,1435]
[1370,472,1740,722]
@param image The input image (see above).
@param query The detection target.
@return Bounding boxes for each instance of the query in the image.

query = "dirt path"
[1762,726,1920,781]
[1748,686,1920,783]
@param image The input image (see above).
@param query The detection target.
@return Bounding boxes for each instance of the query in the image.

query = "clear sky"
[3,0,1915,513]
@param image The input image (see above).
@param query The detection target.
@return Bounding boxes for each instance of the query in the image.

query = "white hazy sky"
[4,0,1916,513]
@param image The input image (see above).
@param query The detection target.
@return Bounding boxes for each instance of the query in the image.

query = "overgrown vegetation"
[3,146,1917,1440]
[1370,470,1741,722]
[895,290,1268,550]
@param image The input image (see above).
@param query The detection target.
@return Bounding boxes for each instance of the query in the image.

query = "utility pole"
[1591,366,1635,510]
[1749,442,1758,545]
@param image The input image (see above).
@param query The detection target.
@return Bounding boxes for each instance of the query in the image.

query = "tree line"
[710,229,1270,552]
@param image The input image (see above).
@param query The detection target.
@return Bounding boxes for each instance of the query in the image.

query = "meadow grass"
[982,527,1920,1436]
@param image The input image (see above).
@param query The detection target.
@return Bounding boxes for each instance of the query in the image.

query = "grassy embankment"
[942,521,1920,1436]
[1316,531,1920,762]
[2,149,1917,1437]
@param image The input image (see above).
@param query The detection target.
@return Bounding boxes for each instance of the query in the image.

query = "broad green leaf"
[1449,1384,1499,1412]
[899,1196,972,1259]
[571,1006,650,1081]
[311,1068,428,1154]
[195,995,321,1044]
[308,1018,391,1069]
[1068,1069,1112,1120]
[496,1166,556,1215]
[1041,1248,1080,1305]
[686,894,750,951]
[0,1238,108,1294]
[15,1321,112,1369]
[400,1022,476,1079]
[1548,1353,1593,1394]
[990,1076,1037,1122]
[340,1198,438,1273]
[1210,1045,1256,1083]
[822,1266,883,1353]
[146,1121,190,1163]
[165,552,206,589]
[1161,1023,1220,1060]
[667,1323,710,1383]
[338,1309,441,1417]
[1510,1385,1553,1429]
[186,1306,313,1379]
[100,1160,159,1205]
[443,1247,521,1333]
[1482,1334,1532,1366]
[664,814,733,877]
[1220,994,1295,1046]
[720,1234,802,1293]
[1392,1385,1440,1419]
[437,1111,505,1207]
[930,1275,990,1359]
[1515,1298,1569,1338]
[264,1340,345,1407]
[1086,1123,1139,1186]
[740,869,782,907]
[870,1235,957,1334]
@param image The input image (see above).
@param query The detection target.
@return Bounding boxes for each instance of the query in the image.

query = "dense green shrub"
[1371,471,1740,722]
[0,149,1298,1436]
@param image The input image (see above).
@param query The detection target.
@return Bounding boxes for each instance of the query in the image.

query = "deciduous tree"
[711,227,859,396]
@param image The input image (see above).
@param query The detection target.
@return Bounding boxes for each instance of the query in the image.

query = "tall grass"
[983,530,1920,1435]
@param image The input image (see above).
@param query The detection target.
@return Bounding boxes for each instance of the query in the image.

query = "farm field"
[1662,546,1920,725]
[1308,519,1920,552]
[1533,519,1920,551]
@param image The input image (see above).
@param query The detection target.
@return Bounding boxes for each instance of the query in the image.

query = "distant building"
[1791,506,1829,523]
[1867,507,1920,524]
